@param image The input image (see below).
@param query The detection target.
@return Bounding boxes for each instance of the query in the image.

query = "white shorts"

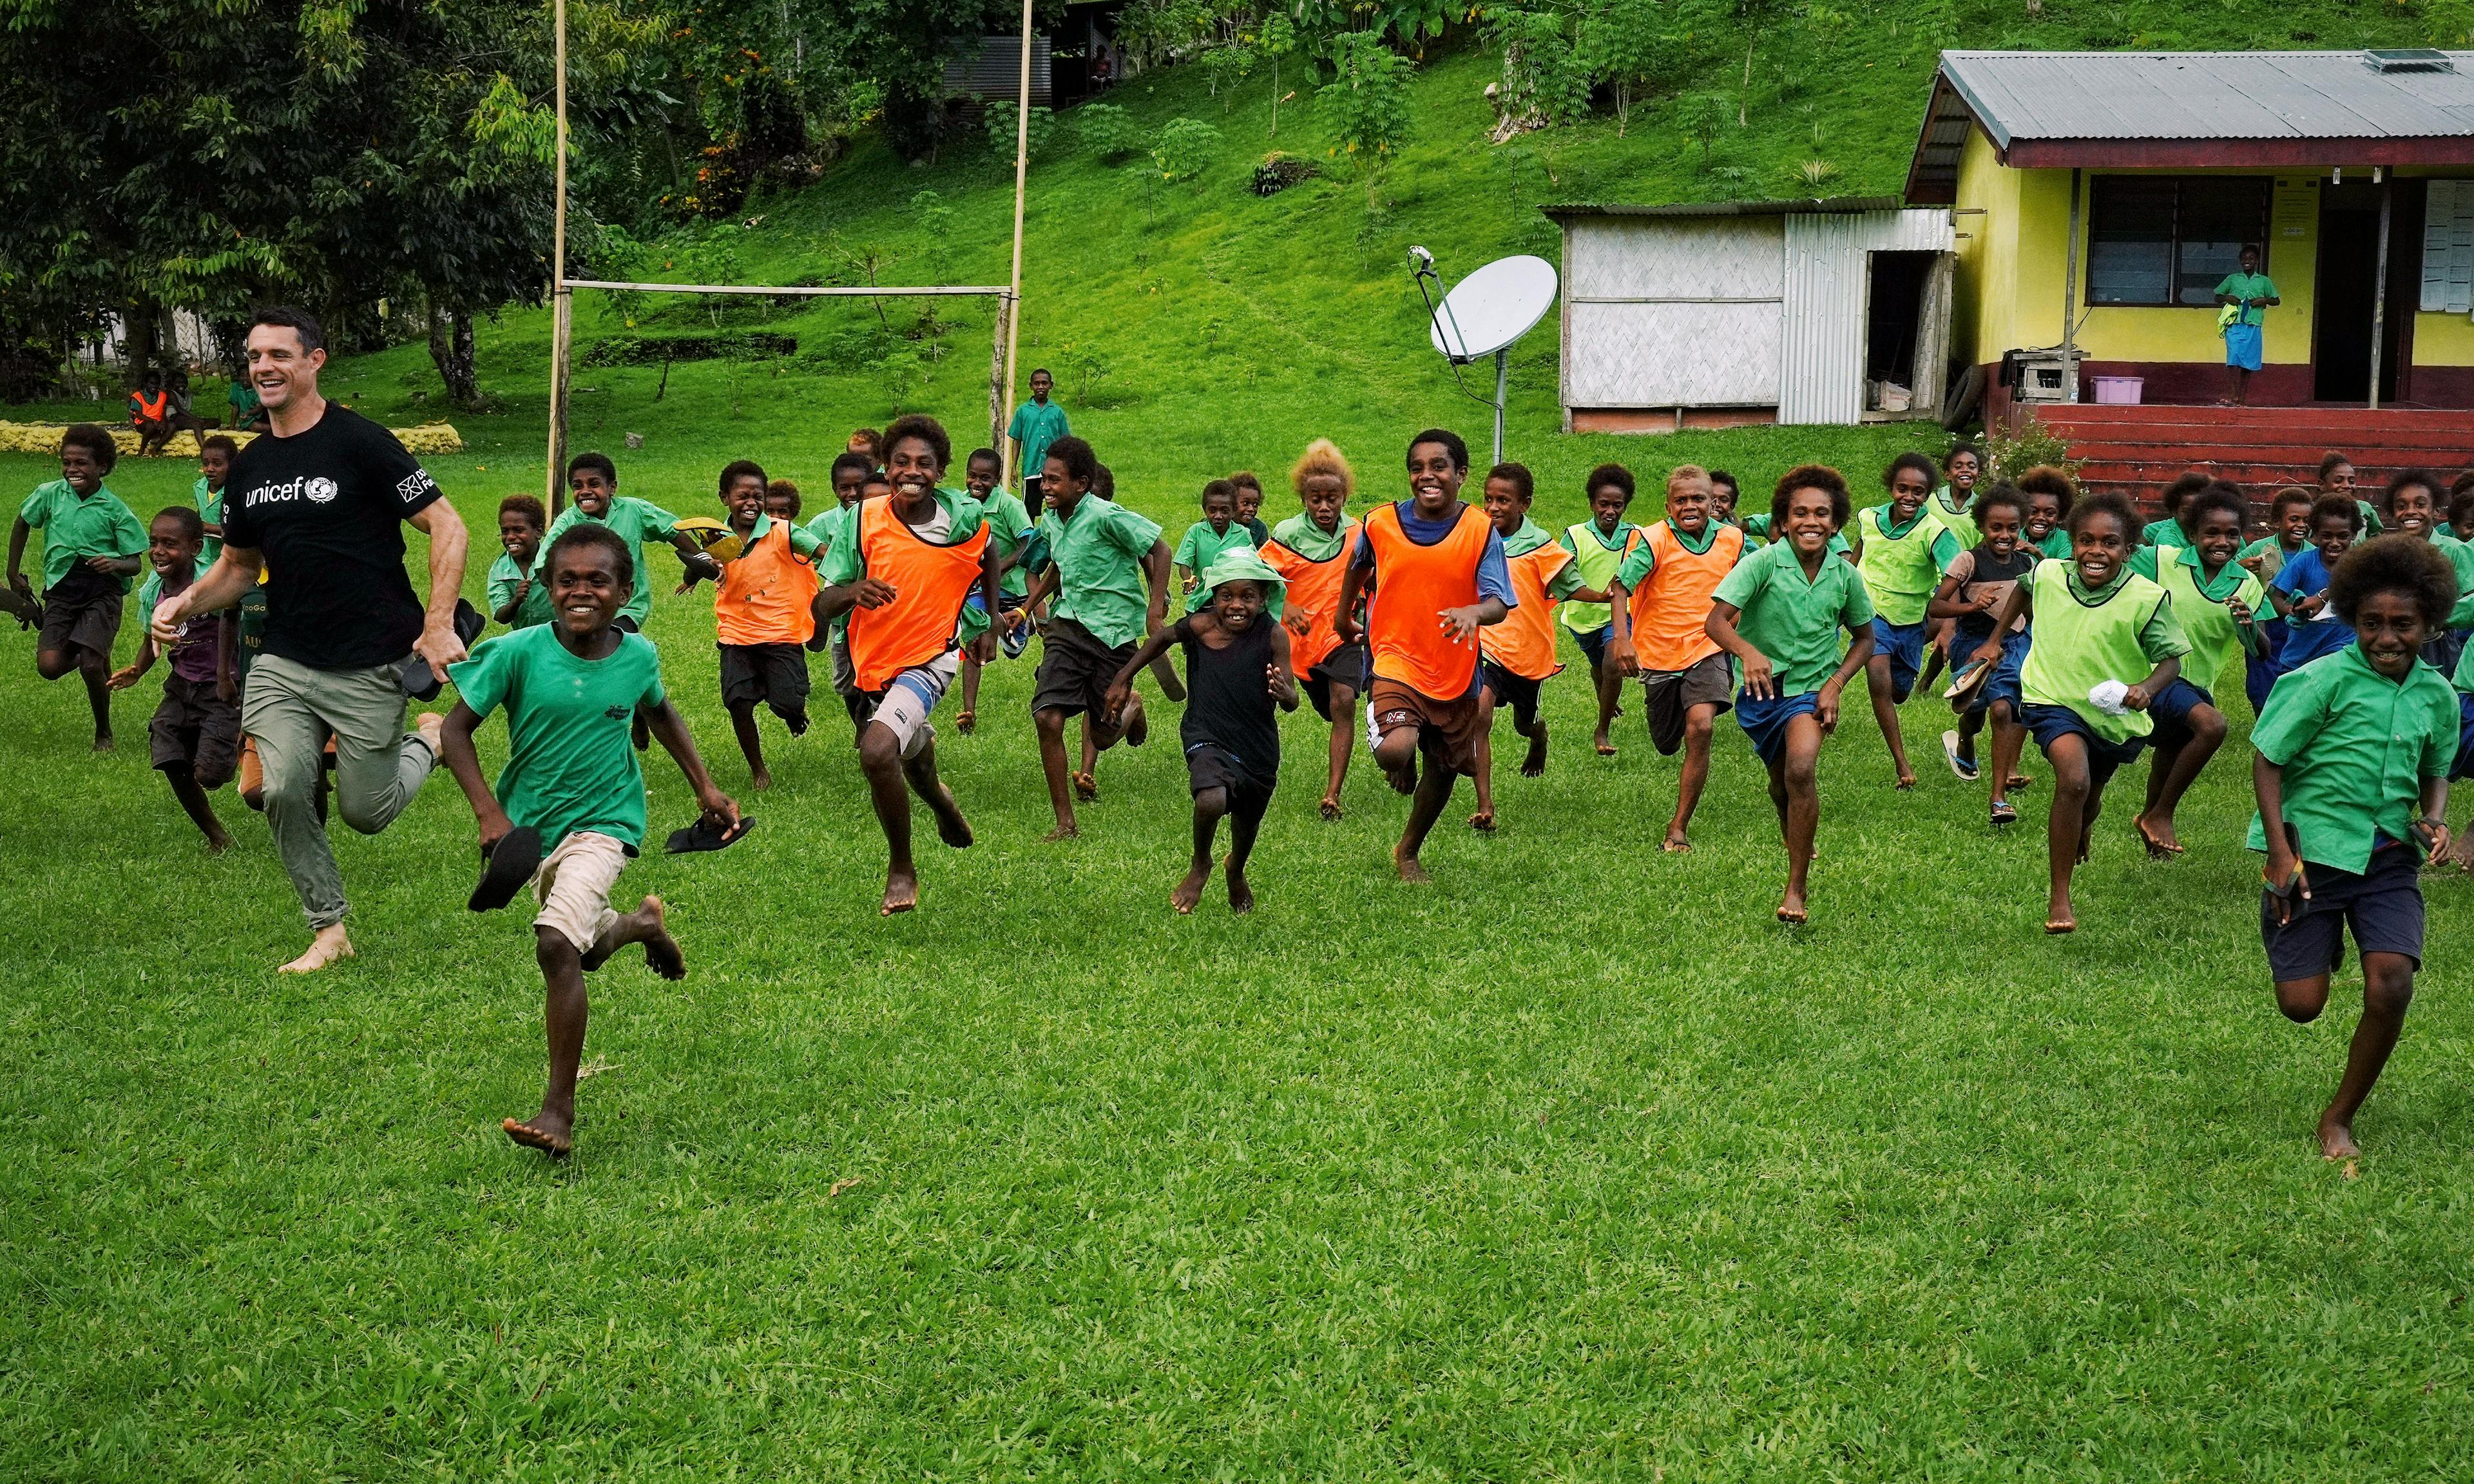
[532,830,628,951]
[866,652,960,761]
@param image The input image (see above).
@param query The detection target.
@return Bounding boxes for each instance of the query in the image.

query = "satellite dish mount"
[1410,249,1559,467]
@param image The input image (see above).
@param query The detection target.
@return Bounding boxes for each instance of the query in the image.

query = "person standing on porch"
[2214,245,2279,406]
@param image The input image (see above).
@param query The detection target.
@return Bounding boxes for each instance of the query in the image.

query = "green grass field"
[14,6,2474,1472]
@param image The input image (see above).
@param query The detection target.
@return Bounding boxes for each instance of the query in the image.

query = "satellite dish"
[1428,254,1558,363]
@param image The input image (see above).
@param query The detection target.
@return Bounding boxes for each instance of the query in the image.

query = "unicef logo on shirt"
[305,477,340,504]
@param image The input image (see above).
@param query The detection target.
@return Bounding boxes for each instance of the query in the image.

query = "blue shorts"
[2452,692,2474,781]
[1957,630,2029,716]
[2224,321,2263,372]
[1870,617,1928,702]
[2261,842,2425,980]
[2148,678,2218,750]
[1571,623,1611,671]
[1735,689,1820,768]
[964,589,1031,658]
[2020,701,2147,794]
[2245,618,2290,712]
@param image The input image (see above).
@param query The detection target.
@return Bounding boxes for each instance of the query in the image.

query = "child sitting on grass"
[1106,549,1298,915]
[1974,491,2188,935]
[2267,494,2364,672]
[1706,466,1876,924]
[1174,479,1256,611]
[6,424,147,750]
[709,459,820,790]
[108,506,238,851]
[1930,483,2035,823]
[2253,535,2460,1161]
[487,495,552,629]
[443,522,740,1159]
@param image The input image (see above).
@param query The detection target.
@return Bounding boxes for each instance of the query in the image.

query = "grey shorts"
[1642,652,1733,756]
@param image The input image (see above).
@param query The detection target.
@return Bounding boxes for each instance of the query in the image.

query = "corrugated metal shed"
[941,36,1053,108]
[1779,210,1955,424]
[1909,50,2474,202]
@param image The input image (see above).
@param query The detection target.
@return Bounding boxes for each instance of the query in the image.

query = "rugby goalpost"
[542,0,1039,515]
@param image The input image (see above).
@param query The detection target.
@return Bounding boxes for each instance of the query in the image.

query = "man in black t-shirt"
[153,307,471,973]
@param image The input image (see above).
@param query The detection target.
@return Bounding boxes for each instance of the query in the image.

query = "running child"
[1706,466,1875,923]
[441,521,740,1158]
[814,414,996,914]
[1849,452,1960,789]
[2379,470,2473,672]
[2449,471,2474,545]
[764,478,802,523]
[1174,479,1258,610]
[2317,450,2383,536]
[1260,438,1366,820]
[2265,495,2364,673]
[1910,441,1985,697]
[1929,483,2035,823]
[1707,470,1743,528]
[2253,535,2459,1161]
[2141,471,2210,549]
[7,424,146,749]
[1472,462,1602,828]
[487,495,553,629]
[1331,428,1513,882]
[955,446,1038,734]
[106,506,238,851]
[711,459,819,789]
[545,452,724,634]
[2127,481,2264,857]
[1606,463,1749,852]
[1973,490,2187,935]
[1105,549,1298,915]
[1012,435,1171,839]
[2017,465,2076,560]
[195,433,237,565]
[1231,471,1272,547]
[2239,486,2316,710]
[1557,462,1639,757]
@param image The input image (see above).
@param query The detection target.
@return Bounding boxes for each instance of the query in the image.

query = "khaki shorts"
[533,830,629,952]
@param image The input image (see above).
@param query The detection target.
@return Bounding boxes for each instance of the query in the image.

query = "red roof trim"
[2002,137,2474,169]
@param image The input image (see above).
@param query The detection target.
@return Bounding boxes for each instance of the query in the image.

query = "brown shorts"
[1641,652,1734,756]
[149,670,242,786]
[1368,674,1484,777]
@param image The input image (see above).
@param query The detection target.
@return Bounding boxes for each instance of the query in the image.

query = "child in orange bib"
[1332,429,1513,882]
[1608,464,1748,853]
[1261,439,1365,819]
[1472,462,1607,830]
[709,459,820,792]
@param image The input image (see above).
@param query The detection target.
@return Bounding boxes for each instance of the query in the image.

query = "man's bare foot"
[1318,792,1345,821]
[92,732,115,752]
[1072,770,1098,803]
[1043,820,1080,842]
[503,1113,573,1156]
[1469,810,1496,833]
[881,864,919,916]
[1662,826,1692,853]
[1171,862,1209,915]
[1775,888,1808,924]
[1227,863,1254,913]
[633,897,686,978]
[926,783,973,848]
[2135,813,2183,859]
[2317,1117,2362,1161]
[749,766,773,792]
[416,710,446,756]
[1394,844,1430,883]
[279,924,354,974]
[1520,735,1548,777]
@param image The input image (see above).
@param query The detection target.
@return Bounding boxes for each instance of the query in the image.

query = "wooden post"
[988,291,1013,459]
[544,0,573,515]
[2060,167,2082,403]
[2370,175,2392,410]
[997,0,1033,490]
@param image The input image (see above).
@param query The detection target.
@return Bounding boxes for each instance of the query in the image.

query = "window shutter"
[2422,180,2474,314]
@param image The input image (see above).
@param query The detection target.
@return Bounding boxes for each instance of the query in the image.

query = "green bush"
[984,100,1055,160]
[1075,102,1146,162]
[1153,117,1223,183]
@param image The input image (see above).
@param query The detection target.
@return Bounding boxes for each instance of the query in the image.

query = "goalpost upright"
[543,0,1037,515]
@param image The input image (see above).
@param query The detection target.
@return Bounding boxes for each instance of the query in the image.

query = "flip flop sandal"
[468,826,544,912]
[1990,801,2019,827]
[400,598,487,700]
[666,814,756,854]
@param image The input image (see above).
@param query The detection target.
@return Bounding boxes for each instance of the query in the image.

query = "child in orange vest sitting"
[1472,462,1606,830]
[814,415,999,916]
[710,459,820,791]
[1332,429,1513,882]
[1607,464,1749,853]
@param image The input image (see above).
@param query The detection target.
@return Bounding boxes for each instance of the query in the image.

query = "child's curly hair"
[2066,489,2139,541]
[2330,535,2458,628]
[1290,437,1354,502]
[1770,465,1850,531]
[2014,465,2076,522]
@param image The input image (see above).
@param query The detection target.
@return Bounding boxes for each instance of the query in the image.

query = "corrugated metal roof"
[1941,50,2474,146]
[1542,196,1905,220]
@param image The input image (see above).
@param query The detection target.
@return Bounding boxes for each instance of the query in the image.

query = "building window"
[2086,176,2271,307]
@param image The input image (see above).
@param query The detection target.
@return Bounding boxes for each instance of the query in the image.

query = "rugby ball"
[672,515,742,564]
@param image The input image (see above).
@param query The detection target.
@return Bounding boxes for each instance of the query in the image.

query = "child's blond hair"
[1290,438,1354,501]
[1666,464,1711,497]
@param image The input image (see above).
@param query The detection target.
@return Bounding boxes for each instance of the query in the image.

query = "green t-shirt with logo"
[447,624,668,851]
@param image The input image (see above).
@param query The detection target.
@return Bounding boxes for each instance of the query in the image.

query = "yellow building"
[1906,48,2474,414]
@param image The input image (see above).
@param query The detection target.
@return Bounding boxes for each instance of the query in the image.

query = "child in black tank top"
[1106,553,1299,915]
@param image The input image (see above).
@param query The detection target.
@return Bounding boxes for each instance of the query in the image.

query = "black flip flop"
[468,825,543,912]
[402,598,489,701]
[666,815,755,854]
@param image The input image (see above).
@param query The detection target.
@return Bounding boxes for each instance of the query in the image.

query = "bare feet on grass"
[749,766,773,792]
[1042,821,1079,842]
[637,898,686,978]
[1318,792,1345,821]
[1072,770,1098,803]
[1468,810,1495,833]
[1393,844,1430,883]
[1662,826,1692,854]
[279,924,354,974]
[2044,894,2077,935]
[1775,888,1807,925]
[91,732,115,753]
[1227,862,1254,914]
[1593,728,1616,757]
[1520,734,1548,777]
[2135,813,2184,859]
[204,827,233,855]
[1171,862,1209,915]
[882,864,919,917]
[2446,828,2474,872]
[2318,1117,2363,1161]
[503,1112,573,1156]
[926,783,973,850]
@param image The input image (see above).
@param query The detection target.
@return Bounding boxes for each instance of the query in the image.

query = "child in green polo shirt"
[1707,465,1876,926]
[1850,452,1960,790]
[956,446,1037,734]
[2254,536,2459,1162]
[195,433,238,567]
[2127,482,2264,857]
[1972,491,2187,935]
[545,452,724,634]
[1174,480,1257,612]
[488,495,553,629]
[2017,466,2076,561]
[6,424,146,750]
[441,521,740,1159]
